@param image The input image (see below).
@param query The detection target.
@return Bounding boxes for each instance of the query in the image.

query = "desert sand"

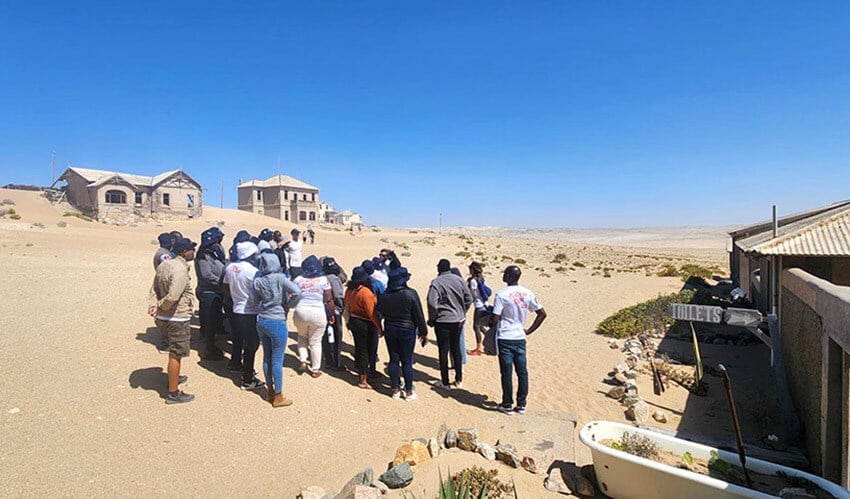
[1,188,764,497]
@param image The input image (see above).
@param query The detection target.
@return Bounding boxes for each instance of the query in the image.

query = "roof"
[729,199,850,238]
[237,174,318,191]
[62,167,194,188]
[735,203,850,256]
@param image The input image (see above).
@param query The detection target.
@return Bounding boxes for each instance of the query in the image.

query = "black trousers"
[231,313,259,383]
[435,322,463,385]
[323,311,343,368]
[197,291,224,354]
[349,317,376,375]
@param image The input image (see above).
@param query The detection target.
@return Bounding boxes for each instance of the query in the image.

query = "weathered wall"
[781,268,850,485]
[64,171,95,215]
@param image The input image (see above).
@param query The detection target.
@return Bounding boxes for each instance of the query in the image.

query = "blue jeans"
[384,323,417,392]
[498,339,528,408]
[256,316,287,394]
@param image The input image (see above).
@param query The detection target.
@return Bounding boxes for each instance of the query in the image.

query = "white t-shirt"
[374,268,389,288]
[223,261,259,314]
[285,239,303,268]
[469,278,485,310]
[294,275,330,309]
[492,285,543,341]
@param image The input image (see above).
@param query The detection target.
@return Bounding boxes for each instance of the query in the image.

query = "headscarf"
[347,266,372,290]
[322,257,341,276]
[387,266,411,290]
[301,255,323,278]
[257,252,281,275]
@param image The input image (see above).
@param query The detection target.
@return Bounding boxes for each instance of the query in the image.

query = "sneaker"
[165,390,194,404]
[178,375,188,384]
[468,349,483,356]
[514,406,526,415]
[433,380,451,390]
[498,405,514,415]
[404,390,418,402]
[240,378,265,391]
[452,381,463,389]
[392,389,403,400]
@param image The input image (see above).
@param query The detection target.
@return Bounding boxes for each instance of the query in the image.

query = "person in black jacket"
[195,227,227,360]
[376,266,428,401]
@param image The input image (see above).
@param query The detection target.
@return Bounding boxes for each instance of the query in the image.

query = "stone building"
[237,174,319,223]
[54,166,203,223]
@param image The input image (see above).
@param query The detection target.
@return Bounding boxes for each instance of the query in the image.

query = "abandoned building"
[54,167,203,222]
[238,174,320,223]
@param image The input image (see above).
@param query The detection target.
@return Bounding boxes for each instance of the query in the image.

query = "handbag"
[483,325,498,355]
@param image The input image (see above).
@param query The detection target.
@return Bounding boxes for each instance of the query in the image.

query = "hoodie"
[251,253,302,320]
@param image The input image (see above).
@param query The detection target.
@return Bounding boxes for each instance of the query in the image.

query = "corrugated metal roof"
[736,204,850,256]
[729,199,850,238]
[64,167,191,188]
[238,174,318,191]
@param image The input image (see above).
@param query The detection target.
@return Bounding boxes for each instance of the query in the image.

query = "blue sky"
[1,2,849,228]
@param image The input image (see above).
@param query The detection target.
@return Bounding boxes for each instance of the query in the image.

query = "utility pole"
[439,212,442,234]
[51,151,56,185]
[277,154,281,175]
[220,177,224,208]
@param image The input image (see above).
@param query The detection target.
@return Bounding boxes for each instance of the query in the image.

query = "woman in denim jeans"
[376,266,428,400]
[252,253,301,407]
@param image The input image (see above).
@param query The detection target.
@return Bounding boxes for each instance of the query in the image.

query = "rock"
[300,485,327,499]
[427,437,439,458]
[613,362,628,373]
[445,428,458,449]
[544,468,569,494]
[622,395,641,407]
[652,410,668,423]
[379,462,414,489]
[521,455,541,474]
[476,443,496,460]
[392,441,430,470]
[495,444,522,468]
[628,346,642,355]
[580,464,596,484]
[371,480,389,494]
[562,462,596,497]
[437,423,449,449]
[607,386,626,399]
[626,400,651,424]
[609,341,619,349]
[412,437,429,446]
[457,428,478,451]
[350,485,382,499]
[625,382,639,398]
[334,468,375,499]
[625,356,639,370]
[614,372,629,384]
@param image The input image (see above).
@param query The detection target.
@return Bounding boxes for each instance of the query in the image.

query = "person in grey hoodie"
[194,227,227,360]
[252,252,301,407]
[427,258,473,389]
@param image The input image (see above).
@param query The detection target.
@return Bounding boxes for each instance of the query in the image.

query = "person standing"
[466,261,493,356]
[252,252,301,407]
[194,227,227,360]
[376,266,428,401]
[344,267,383,388]
[491,265,547,415]
[283,228,304,278]
[148,237,197,404]
[427,259,473,389]
[153,232,174,270]
[361,259,384,374]
[292,255,334,377]
[222,241,265,391]
[321,257,345,371]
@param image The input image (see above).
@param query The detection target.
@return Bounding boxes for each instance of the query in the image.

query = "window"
[285,210,289,221]
[105,190,126,204]
[311,192,315,202]
[163,193,170,206]
[309,212,316,221]
[299,211,307,221]
[134,192,142,205]
[303,193,307,201]
[284,190,288,200]
[256,190,262,201]
[187,194,194,208]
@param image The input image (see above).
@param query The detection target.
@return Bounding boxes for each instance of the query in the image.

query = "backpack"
[476,277,492,302]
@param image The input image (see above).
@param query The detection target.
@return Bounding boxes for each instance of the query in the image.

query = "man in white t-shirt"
[283,228,304,278]
[490,265,547,415]
[221,241,264,391]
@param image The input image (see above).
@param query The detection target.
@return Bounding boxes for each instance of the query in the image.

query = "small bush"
[608,433,661,459]
[31,222,45,229]
[455,251,471,258]
[57,221,67,228]
[9,214,21,220]
[513,258,527,265]
[678,263,715,281]
[603,270,612,278]
[0,208,8,217]
[445,466,513,498]
[597,289,696,338]
[2,199,14,205]
[657,264,678,277]
[573,261,585,268]
[63,211,93,222]
[409,230,418,234]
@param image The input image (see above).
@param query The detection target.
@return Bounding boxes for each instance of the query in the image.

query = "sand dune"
[0,189,737,496]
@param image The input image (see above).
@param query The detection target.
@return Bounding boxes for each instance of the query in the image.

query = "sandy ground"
[0,188,751,497]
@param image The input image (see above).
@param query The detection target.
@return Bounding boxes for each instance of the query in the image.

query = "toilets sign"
[668,304,724,324]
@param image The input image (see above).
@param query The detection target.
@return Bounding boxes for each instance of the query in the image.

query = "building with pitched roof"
[237,174,320,223]
[729,200,850,313]
[54,166,203,222]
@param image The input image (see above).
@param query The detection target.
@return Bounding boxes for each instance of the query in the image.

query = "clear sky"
[1,2,849,228]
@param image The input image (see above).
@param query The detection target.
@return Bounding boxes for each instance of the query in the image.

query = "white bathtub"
[579,421,849,498]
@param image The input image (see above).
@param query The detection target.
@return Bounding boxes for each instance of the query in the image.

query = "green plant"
[596,289,696,338]
[63,211,93,222]
[455,251,471,258]
[57,221,67,228]
[657,264,678,277]
[409,230,419,234]
[572,261,585,268]
[513,258,526,265]
[603,270,612,278]
[708,450,731,475]
[437,467,513,499]
[682,451,694,467]
[9,214,21,220]
[31,222,45,229]
[608,433,661,459]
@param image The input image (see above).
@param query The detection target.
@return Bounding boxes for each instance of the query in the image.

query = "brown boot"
[272,393,293,408]
[266,384,275,403]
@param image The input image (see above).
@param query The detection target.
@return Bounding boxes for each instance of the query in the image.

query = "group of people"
[147,227,547,414]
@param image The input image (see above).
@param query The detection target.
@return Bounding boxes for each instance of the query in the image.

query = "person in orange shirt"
[344,267,383,389]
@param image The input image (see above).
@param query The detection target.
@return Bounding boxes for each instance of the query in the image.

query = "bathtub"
[578,421,849,498]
